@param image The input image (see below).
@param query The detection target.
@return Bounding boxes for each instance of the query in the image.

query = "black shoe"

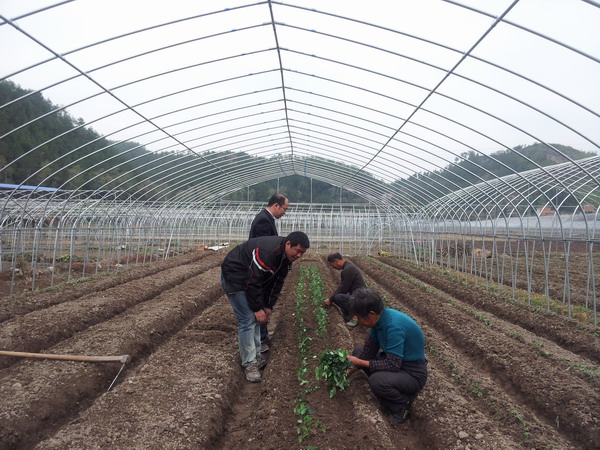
[256,355,267,370]
[389,402,410,424]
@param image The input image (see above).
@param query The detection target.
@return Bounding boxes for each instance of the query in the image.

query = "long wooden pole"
[0,350,130,364]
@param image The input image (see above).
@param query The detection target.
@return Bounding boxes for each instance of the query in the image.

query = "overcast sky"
[1,0,599,183]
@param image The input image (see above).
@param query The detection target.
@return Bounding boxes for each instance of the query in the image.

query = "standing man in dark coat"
[221,232,310,382]
[248,193,290,351]
[249,193,289,239]
[324,252,366,327]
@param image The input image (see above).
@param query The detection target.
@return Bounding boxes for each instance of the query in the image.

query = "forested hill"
[1,80,596,204]
[0,80,364,203]
[390,143,597,205]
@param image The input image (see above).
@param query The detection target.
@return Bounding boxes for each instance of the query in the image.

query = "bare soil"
[430,240,599,311]
[0,250,598,449]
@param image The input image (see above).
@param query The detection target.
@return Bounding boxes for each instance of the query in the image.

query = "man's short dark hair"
[267,193,287,207]
[349,287,384,318]
[326,252,343,263]
[285,231,310,249]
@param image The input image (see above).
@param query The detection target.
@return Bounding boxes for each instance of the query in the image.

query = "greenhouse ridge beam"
[268,0,297,175]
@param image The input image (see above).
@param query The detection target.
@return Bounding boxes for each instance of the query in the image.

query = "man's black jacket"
[249,208,277,239]
[221,235,290,312]
[331,260,366,299]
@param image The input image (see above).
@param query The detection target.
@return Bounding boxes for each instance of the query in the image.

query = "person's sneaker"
[244,362,262,382]
[345,319,358,327]
[256,355,267,370]
[389,402,410,424]
[260,341,269,353]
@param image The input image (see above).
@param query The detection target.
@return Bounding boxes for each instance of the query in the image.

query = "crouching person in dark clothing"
[347,287,427,423]
[324,252,366,327]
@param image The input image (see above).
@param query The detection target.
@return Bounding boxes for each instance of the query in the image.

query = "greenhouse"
[2,0,598,319]
[1,1,600,448]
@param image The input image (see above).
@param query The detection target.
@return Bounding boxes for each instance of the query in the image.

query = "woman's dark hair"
[349,287,384,318]
[285,231,310,248]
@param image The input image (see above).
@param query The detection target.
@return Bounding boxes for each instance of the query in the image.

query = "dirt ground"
[0,249,598,449]
[427,239,598,312]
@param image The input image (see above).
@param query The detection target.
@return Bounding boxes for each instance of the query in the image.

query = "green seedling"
[566,364,599,376]
[315,349,353,398]
[470,381,484,397]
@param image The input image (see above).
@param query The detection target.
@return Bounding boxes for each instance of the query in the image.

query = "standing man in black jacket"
[324,252,366,327]
[248,193,289,239]
[221,231,310,382]
[248,193,290,352]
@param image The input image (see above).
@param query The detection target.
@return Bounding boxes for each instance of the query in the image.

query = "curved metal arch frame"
[0,0,599,324]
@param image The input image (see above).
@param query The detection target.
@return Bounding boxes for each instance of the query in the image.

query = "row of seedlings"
[292,265,353,446]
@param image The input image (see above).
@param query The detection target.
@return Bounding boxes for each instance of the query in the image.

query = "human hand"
[346,354,359,375]
[323,298,331,306]
[347,355,369,369]
[347,355,360,366]
[254,309,267,323]
[264,308,272,321]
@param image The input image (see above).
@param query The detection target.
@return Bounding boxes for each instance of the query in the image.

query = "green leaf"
[316,349,353,397]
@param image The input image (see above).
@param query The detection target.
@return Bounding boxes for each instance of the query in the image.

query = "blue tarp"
[0,183,58,192]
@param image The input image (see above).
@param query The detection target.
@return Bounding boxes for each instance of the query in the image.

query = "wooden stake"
[0,350,130,364]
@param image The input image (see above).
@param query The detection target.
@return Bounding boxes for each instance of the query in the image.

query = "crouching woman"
[347,287,428,423]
